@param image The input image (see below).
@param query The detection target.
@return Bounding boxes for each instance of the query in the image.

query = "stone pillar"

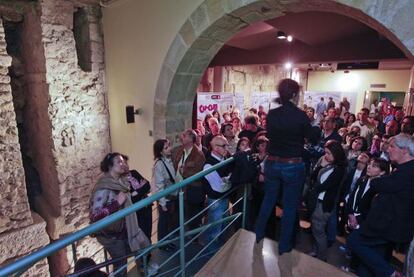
[0,1,111,275]
[213,66,223,92]
[404,66,414,116]
[0,17,51,276]
[0,18,32,234]
[37,0,110,275]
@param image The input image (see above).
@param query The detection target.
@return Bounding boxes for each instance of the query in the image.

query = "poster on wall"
[251,91,281,112]
[197,92,244,120]
[304,91,358,114]
[234,92,245,119]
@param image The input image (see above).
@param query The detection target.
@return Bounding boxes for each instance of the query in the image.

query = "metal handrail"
[0,157,235,277]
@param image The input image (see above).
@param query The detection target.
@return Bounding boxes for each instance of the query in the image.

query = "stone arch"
[154,0,414,140]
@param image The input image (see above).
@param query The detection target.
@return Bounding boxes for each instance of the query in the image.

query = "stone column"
[0,18,32,234]
[0,17,51,276]
[37,0,110,275]
[213,66,223,92]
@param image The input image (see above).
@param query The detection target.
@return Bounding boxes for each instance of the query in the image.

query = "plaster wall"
[307,69,411,112]
[103,0,204,178]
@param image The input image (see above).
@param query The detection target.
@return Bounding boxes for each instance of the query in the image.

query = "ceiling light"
[287,35,293,42]
[277,31,286,39]
[284,62,292,69]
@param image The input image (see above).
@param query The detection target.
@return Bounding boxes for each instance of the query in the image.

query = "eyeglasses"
[216,144,229,148]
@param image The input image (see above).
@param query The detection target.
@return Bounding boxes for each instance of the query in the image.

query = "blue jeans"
[347,229,394,277]
[327,206,337,243]
[206,197,229,251]
[255,161,305,254]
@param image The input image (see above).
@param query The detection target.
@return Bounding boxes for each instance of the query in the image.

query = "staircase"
[196,229,354,277]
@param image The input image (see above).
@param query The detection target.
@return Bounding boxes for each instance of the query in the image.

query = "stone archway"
[154,0,414,141]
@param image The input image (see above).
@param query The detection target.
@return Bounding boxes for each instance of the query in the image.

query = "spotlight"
[287,35,293,42]
[277,31,286,39]
[284,62,292,69]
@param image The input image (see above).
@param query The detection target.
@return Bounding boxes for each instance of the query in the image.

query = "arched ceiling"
[210,11,407,66]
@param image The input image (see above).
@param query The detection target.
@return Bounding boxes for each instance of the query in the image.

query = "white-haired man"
[348,134,414,277]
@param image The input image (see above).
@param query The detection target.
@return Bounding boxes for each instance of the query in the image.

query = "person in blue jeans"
[203,135,233,252]
[347,134,414,277]
[256,161,305,254]
[255,78,319,255]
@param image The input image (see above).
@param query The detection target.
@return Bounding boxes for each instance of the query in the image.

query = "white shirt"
[318,168,334,200]
[204,153,231,193]
[352,178,371,211]
[350,121,374,138]
[350,169,363,193]
[175,146,193,183]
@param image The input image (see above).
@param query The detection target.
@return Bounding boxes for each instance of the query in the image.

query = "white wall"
[307,69,411,112]
[103,0,203,178]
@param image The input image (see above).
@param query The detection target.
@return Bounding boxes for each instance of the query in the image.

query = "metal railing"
[0,156,250,277]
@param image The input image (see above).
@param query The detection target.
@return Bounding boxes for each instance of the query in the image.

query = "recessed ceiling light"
[287,35,293,42]
[284,62,292,69]
[277,31,286,39]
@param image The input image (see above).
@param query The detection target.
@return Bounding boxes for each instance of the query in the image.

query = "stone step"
[196,229,354,277]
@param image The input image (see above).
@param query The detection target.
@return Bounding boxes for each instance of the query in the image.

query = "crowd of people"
[87,79,414,277]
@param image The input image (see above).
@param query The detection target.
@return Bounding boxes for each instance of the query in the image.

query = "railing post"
[179,190,186,277]
[71,243,77,265]
[0,157,234,277]
[242,183,248,229]
[103,249,109,274]
[143,253,148,276]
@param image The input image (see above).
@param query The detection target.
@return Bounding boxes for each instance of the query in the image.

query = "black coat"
[309,165,346,213]
[230,150,259,186]
[362,160,414,243]
[345,177,376,223]
[340,167,367,200]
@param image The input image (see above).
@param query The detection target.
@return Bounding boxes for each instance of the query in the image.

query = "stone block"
[166,117,185,134]
[179,20,197,47]
[201,15,247,42]
[153,118,167,139]
[186,53,212,75]
[189,3,210,36]
[0,212,49,264]
[225,0,252,12]
[165,35,188,73]
[168,74,193,103]
[21,258,49,277]
[89,22,103,43]
[40,0,74,27]
[206,0,230,24]
[0,55,12,67]
[191,37,218,51]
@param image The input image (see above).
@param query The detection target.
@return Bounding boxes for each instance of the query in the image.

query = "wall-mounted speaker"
[126,105,135,123]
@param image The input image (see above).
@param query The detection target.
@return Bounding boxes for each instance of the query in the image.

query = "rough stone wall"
[199,64,308,111]
[0,0,110,275]
[39,0,109,232]
[0,18,32,233]
[38,0,110,273]
[0,213,50,276]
